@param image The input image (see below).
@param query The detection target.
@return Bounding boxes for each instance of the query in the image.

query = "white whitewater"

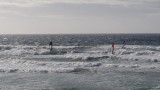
[0,45,159,73]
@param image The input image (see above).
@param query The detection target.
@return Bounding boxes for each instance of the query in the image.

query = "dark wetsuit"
[49,42,52,46]
[122,40,126,49]
[49,42,53,51]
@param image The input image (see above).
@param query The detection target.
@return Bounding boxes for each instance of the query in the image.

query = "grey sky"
[0,0,160,34]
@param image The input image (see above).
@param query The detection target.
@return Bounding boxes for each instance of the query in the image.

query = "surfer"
[49,41,53,51]
[112,43,114,55]
[122,40,126,49]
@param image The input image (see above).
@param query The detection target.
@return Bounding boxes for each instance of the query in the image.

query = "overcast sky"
[0,0,160,34]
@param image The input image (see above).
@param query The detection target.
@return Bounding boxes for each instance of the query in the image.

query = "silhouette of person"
[49,41,53,51]
[112,43,114,55]
[122,40,126,49]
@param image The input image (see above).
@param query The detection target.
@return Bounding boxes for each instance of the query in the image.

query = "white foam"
[0,45,68,56]
[0,44,160,74]
[112,45,160,61]
[0,45,159,61]
[0,59,102,73]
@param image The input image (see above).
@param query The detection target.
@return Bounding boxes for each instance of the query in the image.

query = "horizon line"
[0,33,159,35]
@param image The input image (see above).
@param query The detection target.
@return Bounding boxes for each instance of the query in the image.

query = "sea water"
[0,34,160,90]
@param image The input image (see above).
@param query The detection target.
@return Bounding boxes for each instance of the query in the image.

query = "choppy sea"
[0,34,160,90]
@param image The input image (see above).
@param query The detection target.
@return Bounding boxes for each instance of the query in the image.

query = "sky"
[0,0,160,34]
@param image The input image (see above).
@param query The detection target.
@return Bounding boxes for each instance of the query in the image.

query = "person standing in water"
[49,41,53,51]
[112,43,114,55]
[122,40,126,49]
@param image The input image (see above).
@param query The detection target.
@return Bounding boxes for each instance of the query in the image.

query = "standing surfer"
[122,40,126,49]
[112,43,114,55]
[49,41,53,51]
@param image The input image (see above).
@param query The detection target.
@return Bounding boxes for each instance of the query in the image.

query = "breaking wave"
[0,59,102,73]
[0,45,159,61]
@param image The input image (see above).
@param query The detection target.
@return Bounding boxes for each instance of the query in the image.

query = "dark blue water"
[0,34,160,46]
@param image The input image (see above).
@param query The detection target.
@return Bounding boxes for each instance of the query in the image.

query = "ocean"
[0,34,160,90]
